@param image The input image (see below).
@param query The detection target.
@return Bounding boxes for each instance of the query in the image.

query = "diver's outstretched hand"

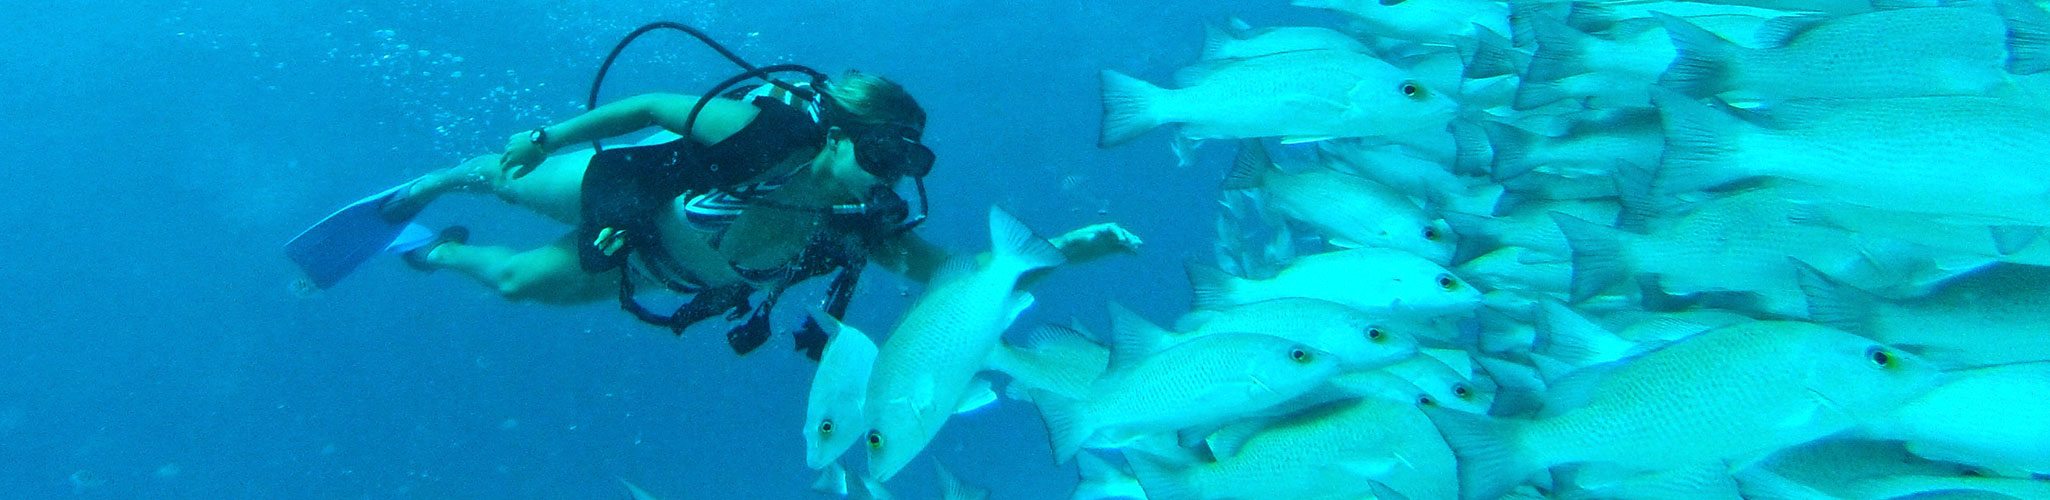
[500,131,548,179]
[1051,223,1144,264]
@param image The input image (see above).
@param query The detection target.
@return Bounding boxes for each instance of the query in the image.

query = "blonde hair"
[822,71,926,139]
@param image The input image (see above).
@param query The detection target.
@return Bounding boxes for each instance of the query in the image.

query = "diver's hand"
[500,132,548,179]
[1051,223,1144,264]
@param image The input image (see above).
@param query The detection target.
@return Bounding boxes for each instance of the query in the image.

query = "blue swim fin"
[284,183,420,289]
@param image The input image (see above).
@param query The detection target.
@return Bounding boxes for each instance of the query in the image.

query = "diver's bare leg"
[397,150,595,226]
[418,233,615,305]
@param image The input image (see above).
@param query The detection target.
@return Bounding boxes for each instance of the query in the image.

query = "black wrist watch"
[528,127,550,151]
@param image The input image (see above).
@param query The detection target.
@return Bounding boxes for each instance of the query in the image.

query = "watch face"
[530,129,545,143]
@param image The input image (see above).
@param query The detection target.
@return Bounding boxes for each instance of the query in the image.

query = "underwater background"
[0,0,1319,498]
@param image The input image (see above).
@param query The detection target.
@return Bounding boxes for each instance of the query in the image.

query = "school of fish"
[793,1,2050,499]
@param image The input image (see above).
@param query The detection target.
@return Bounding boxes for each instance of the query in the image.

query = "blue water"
[0,1,1346,498]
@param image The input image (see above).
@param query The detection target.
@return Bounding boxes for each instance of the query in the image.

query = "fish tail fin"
[1123,450,1199,500]
[1612,160,1659,233]
[1419,406,1537,500]
[1464,26,1522,79]
[1793,260,1876,336]
[1100,70,1169,147]
[1222,139,1272,190]
[1030,389,1094,464]
[1564,1,1621,33]
[1481,122,1541,182]
[1533,300,1631,367]
[1507,2,1550,47]
[2004,0,2050,74]
[1450,120,1493,176]
[1525,13,1591,82]
[1200,22,1236,60]
[1551,213,1629,303]
[1651,88,1744,198]
[1512,78,1572,111]
[987,206,1067,279]
[1185,261,1247,310]
[1657,13,1742,98]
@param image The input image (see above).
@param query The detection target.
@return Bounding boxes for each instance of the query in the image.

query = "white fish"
[1800,264,2050,368]
[1034,332,1343,462]
[1443,199,1621,261]
[1659,7,2029,101]
[1426,321,1945,500]
[1110,300,1418,370]
[1315,132,1479,202]
[1552,188,1950,316]
[1099,50,1456,146]
[1739,439,2050,500]
[1126,397,1457,500]
[1481,109,1664,183]
[986,324,1109,402]
[1224,140,1456,264]
[1188,248,1482,319]
[863,207,1066,482]
[1654,88,2050,236]
[804,311,880,469]
[1201,23,1369,61]
[1871,362,2050,477]
[1456,246,1573,298]
[1290,0,1511,43]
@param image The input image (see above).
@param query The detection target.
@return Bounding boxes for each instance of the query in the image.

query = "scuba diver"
[286,23,1141,359]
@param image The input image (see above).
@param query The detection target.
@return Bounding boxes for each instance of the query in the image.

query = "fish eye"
[1437,274,1460,291]
[1418,396,1435,406]
[1867,346,1893,368]
[818,419,834,435]
[1423,227,1440,241]
[1400,81,1425,99]
[1289,348,1313,363]
[1454,384,1472,399]
[867,431,884,449]
[1367,327,1385,342]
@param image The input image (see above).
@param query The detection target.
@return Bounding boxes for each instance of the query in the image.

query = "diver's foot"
[402,226,470,272]
[379,157,497,222]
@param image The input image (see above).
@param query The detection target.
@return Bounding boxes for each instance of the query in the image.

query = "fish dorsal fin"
[930,255,980,286]
[1018,324,1103,353]
[955,377,998,415]
[1754,14,1833,47]
[1222,139,1273,191]
[1106,302,1172,374]
[1200,22,1238,61]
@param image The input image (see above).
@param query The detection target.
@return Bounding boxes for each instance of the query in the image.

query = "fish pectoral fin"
[954,378,998,415]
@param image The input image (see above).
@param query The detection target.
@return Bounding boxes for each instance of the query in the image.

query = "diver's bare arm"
[502,94,760,176]
[543,94,757,146]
